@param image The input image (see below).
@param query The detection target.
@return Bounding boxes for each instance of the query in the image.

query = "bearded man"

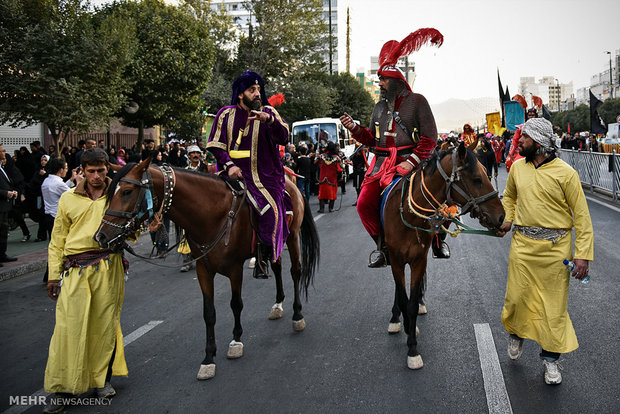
[340,29,448,267]
[206,71,290,279]
[497,117,593,385]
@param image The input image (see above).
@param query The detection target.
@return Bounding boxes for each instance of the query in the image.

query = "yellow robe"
[44,180,128,395]
[501,157,593,353]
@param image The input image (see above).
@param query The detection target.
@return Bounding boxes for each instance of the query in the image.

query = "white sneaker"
[543,360,562,385]
[507,336,523,360]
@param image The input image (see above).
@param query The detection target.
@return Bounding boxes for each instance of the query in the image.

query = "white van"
[290,118,356,175]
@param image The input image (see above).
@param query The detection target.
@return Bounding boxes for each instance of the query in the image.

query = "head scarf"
[231,71,269,106]
[187,145,201,154]
[522,118,557,153]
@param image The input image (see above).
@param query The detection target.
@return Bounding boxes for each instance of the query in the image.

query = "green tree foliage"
[272,75,335,124]
[104,0,215,148]
[0,0,135,153]
[599,97,620,126]
[551,104,589,133]
[235,0,328,81]
[327,72,375,125]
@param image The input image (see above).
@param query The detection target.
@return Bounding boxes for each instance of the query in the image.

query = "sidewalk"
[0,217,48,282]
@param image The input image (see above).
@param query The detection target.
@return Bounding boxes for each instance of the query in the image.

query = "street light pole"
[606,51,613,99]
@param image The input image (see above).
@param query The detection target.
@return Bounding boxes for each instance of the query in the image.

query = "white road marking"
[314,213,324,221]
[474,323,513,414]
[585,195,620,213]
[3,321,164,414]
[123,320,163,346]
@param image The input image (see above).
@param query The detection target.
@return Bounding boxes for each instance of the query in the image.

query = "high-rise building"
[518,76,573,111]
[210,0,338,72]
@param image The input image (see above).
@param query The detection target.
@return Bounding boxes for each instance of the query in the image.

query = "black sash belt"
[369,147,413,157]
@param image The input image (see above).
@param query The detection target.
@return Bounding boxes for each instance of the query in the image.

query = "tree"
[104,0,215,149]
[550,104,589,133]
[273,76,334,124]
[327,72,375,125]
[0,0,135,153]
[599,97,620,126]
[235,0,328,81]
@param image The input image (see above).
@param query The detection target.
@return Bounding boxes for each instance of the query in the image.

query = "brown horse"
[94,158,319,380]
[382,142,505,369]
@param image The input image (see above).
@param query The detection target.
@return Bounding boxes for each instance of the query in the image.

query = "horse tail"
[299,196,320,299]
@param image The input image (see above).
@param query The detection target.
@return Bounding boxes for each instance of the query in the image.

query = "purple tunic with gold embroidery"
[207,104,290,260]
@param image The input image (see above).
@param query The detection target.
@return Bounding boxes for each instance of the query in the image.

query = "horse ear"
[137,156,152,172]
[457,140,467,160]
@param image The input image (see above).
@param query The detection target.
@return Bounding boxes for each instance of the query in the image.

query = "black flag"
[498,69,508,127]
[542,105,552,121]
[589,90,606,134]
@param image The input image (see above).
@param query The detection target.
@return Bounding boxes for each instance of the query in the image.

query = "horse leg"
[286,233,305,331]
[417,272,428,314]
[390,262,409,336]
[227,265,245,359]
[406,258,427,370]
[195,261,217,380]
[388,285,402,334]
[269,257,285,320]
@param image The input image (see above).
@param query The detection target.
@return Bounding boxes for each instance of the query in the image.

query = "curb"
[0,258,47,282]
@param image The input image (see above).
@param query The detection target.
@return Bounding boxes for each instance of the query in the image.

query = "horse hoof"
[248,257,256,269]
[269,302,284,320]
[292,318,306,332]
[418,304,427,315]
[407,355,424,370]
[227,340,244,359]
[197,364,216,380]
[388,322,401,334]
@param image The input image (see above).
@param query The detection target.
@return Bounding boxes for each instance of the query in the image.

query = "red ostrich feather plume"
[268,93,285,107]
[379,28,444,68]
[512,94,528,109]
[531,95,543,109]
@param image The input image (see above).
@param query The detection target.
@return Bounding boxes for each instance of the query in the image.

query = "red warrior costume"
[340,29,449,266]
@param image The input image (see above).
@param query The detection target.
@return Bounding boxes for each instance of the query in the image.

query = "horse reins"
[399,149,500,237]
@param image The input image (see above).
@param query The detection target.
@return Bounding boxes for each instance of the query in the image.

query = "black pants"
[0,211,8,257]
[510,334,560,361]
[42,214,55,282]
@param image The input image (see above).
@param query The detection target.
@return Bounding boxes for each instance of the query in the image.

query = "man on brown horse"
[339,28,450,267]
[207,71,290,279]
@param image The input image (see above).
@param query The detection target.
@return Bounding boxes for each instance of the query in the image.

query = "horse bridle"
[435,149,498,215]
[101,165,174,248]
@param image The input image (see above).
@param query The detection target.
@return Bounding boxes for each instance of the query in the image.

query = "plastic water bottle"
[563,259,590,284]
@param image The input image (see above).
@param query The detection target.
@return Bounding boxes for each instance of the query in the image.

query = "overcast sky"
[338,0,620,104]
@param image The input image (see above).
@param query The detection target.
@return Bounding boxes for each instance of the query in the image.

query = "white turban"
[521,118,557,153]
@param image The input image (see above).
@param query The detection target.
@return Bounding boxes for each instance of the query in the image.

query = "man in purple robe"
[207,71,290,279]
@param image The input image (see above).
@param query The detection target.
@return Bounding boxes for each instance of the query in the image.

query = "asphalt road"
[1,167,619,414]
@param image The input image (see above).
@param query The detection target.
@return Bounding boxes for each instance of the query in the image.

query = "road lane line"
[123,320,163,346]
[585,195,620,213]
[314,213,324,221]
[3,320,164,414]
[474,323,513,414]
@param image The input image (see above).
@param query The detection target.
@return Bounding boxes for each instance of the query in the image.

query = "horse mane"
[422,147,478,176]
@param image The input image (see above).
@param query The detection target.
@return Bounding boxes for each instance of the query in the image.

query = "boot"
[352,189,360,206]
[431,233,450,259]
[317,199,325,214]
[328,199,335,212]
[253,243,271,279]
[368,235,390,268]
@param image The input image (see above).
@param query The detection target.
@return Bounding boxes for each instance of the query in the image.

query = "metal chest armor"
[369,94,419,175]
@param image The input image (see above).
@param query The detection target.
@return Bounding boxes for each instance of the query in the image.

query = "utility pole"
[328,0,333,75]
[346,7,350,74]
[606,51,614,99]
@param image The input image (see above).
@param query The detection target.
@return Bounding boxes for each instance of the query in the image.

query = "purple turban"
[231,71,269,106]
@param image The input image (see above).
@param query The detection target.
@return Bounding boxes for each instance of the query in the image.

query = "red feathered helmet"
[377,28,444,91]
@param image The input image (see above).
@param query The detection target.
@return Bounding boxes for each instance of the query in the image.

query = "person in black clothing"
[294,146,312,200]
[15,147,36,183]
[350,144,367,206]
[0,145,19,264]
[25,155,50,242]
[4,155,31,243]
[477,137,498,180]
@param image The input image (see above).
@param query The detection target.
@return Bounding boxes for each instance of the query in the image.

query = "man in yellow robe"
[497,118,593,385]
[44,148,128,413]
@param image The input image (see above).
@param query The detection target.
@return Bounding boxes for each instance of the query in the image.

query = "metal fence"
[558,149,619,201]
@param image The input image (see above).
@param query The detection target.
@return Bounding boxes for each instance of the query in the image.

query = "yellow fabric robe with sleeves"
[501,157,593,353]
[44,180,128,395]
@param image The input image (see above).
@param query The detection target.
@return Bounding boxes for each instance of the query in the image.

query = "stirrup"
[368,249,388,268]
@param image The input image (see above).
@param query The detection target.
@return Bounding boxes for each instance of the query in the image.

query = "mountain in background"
[430,97,500,133]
